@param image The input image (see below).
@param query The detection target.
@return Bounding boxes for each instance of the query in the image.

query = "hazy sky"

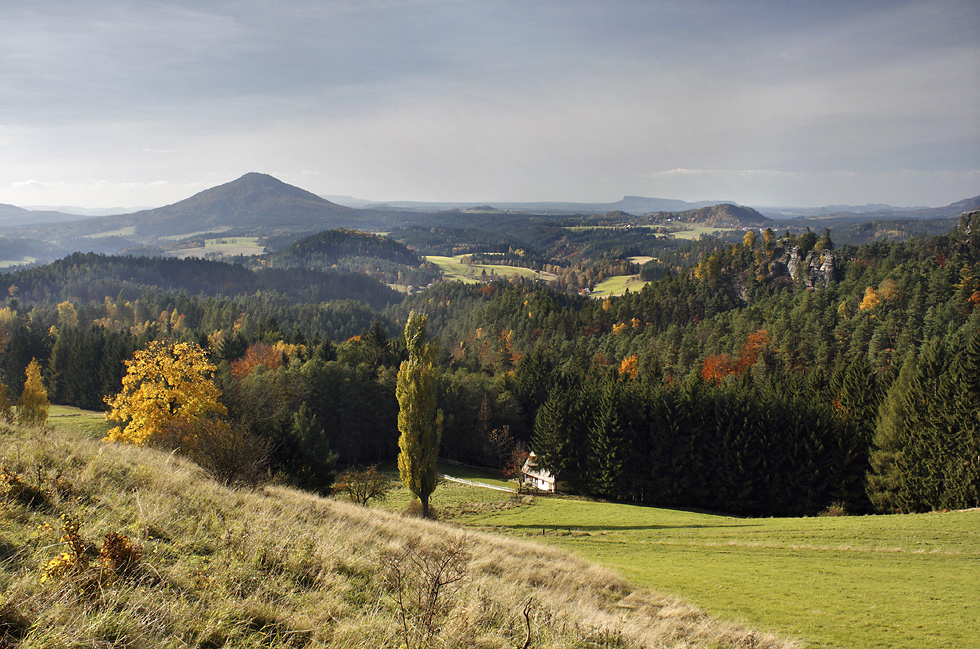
[1,0,978,209]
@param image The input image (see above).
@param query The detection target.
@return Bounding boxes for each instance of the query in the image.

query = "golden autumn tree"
[859,286,881,311]
[17,359,49,427]
[104,341,226,445]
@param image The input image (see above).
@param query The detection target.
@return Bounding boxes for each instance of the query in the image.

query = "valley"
[0,175,978,648]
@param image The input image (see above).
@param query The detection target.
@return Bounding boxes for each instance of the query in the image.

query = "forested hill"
[270,229,421,265]
[648,203,770,228]
[0,252,401,309]
[259,228,441,286]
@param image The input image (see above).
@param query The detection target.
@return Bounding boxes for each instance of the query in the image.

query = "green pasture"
[160,227,232,241]
[668,224,736,240]
[47,404,111,438]
[425,255,556,284]
[169,237,264,258]
[80,226,135,238]
[590,274,650,297]
[462,495,979,649]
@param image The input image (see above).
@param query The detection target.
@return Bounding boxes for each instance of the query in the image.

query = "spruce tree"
[867,353,917,512]
[396,311,443,518]
[896,340,948,511]
[589,377,628,499]
[945,323,980,508]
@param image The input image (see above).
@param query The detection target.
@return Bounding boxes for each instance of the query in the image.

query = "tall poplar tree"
[396,311,442,518]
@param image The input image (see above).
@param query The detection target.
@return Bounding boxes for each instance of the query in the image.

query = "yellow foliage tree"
[859,286,881,311]
[17,359,49,427]
[57,301,78,330]
[104,341,226,445]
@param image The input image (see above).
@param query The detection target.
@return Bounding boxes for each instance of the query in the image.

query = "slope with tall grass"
[1,415,793,648]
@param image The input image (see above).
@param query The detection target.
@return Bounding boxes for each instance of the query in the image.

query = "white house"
[520,452,562,492]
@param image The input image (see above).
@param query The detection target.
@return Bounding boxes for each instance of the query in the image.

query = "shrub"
[819,502,849,517]
[331,465,392,506]
[155,416,269,486]
[381,535,471,649]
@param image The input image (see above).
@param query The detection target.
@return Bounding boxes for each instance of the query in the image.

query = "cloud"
[0,0,976,207]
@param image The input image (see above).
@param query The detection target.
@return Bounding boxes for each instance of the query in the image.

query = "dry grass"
[0,421,796,648]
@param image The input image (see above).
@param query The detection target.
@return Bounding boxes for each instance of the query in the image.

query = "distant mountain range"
[325,192,980,221]
[323,195,730,214]
[0,173,976,262]
[0,203,93,227]
[756,195,980,221]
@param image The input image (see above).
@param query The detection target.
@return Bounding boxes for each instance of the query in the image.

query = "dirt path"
[440,474,516,493]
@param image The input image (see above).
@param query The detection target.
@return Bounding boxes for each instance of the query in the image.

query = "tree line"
[0,212,976,514]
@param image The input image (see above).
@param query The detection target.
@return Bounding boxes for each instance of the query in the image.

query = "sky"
[0,0,978,210]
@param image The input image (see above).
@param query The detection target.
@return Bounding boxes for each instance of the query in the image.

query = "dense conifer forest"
[0,212,976,516]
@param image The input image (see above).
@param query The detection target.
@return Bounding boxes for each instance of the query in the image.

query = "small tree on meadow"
[17,359,49,427]
[504,444,530,493]
[332,466,392,506]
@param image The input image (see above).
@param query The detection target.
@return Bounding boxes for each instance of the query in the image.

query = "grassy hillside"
[590,274,650,298]
[460,494,980,649]
[0,414,793,648]
[426,255,557,284]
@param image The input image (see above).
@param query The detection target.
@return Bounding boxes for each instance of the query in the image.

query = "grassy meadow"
[426,255,557,284]
[168,237,265,259]
[590,274,650,297]
[444,484,978,649]
[667,224,736,240]
[0,414,793,648]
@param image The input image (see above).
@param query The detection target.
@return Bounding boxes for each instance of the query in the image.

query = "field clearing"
[161,226,232,241]
[669,224,737,240]
[47,404,111,437]
[425,255,556,284]
[591,274,650,297]
[169,237,264,259]
[80,226,135,238]
[0,256,36,268]
[461,494,980,649]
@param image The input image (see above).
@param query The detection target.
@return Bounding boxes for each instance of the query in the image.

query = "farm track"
[440,474,516,493]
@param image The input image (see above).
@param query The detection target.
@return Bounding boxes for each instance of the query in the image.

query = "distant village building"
[521,452,562,493]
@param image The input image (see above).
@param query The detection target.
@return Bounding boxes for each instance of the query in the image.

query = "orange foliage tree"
[701,328,771,385]
[230,342,284,379]
[618,355,639,379]
[735,329,771,373]
[701,354,737,386]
